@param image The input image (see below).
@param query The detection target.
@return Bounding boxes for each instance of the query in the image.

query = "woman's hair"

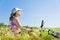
[9,12,16,21]
[9,8,21,21]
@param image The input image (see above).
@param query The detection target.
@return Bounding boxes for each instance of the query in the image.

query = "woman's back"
[10,17,17,30]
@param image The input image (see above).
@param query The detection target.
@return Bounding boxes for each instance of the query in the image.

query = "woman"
[9,8,41,40]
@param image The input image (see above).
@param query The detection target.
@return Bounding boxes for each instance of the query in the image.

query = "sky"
[0,0,60,28]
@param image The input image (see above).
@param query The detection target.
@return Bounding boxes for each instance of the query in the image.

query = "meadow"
[0,26,60,40]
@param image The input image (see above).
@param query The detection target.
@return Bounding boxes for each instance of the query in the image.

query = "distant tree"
[0,23,10,27]
[0,23,4,27]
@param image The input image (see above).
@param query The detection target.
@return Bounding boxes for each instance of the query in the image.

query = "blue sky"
[0,0,60,28]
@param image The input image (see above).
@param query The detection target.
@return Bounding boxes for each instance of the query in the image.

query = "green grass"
[0,27,60,40]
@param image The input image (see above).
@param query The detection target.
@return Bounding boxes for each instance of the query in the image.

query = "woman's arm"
[13,19,26,31]
[13,18,33,32]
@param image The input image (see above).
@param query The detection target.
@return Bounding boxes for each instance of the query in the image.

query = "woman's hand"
[26,28,33,32]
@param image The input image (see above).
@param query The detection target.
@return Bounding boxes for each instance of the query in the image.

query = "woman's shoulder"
[13,17,19,22]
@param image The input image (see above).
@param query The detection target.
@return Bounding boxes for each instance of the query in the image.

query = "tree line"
[0,23,10,27]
